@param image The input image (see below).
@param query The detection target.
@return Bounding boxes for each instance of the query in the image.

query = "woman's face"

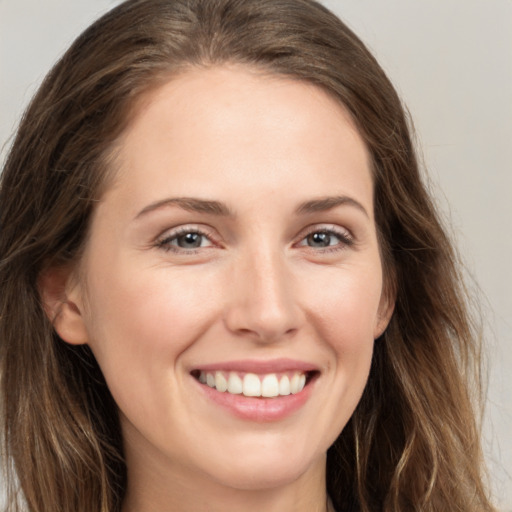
[60,67,392,492]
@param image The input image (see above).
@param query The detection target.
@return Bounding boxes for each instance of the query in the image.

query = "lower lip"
[194,376,316,422]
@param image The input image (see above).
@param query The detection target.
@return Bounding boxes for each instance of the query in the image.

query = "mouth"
[190,369,318,398]
[189,360,320,421]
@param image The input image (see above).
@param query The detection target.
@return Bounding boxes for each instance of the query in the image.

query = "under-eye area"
[191,370,320,398]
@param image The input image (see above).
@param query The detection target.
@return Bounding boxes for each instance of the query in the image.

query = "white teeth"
[215,371,228,392]
[261,374,279,397]
[290,373,302,394]
[243,373,261,397]
[227,372,243,394]
[278,375,291,396]
[198,370,309,397]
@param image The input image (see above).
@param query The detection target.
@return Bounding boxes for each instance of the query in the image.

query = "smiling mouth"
[191,370,317,398]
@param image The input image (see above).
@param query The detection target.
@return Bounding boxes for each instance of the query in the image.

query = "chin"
[203,439,326,491]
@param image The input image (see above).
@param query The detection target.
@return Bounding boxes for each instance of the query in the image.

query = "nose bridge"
[225,241,299,340]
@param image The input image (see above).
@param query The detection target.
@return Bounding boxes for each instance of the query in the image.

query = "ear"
[38,266,89,345]
[373,286,395,340]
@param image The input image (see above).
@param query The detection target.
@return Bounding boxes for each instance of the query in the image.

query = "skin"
[46,66,393,512]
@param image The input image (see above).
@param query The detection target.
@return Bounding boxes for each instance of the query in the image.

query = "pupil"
[178,233,202,248]
[308,232,330,247]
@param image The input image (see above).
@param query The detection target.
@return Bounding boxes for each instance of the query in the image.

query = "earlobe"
[38,266,89,345]
[374,289,396,340]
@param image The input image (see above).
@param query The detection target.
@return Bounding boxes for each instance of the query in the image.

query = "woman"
[0,0,496,511]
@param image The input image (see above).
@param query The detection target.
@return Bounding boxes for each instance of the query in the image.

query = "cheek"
[81,260,220,399]
[86,258,216,338]
[290,271,379,453]
[302,263,384,346]
[302,264,381,410]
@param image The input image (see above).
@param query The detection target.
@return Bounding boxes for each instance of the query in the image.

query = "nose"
[224,247,302,342]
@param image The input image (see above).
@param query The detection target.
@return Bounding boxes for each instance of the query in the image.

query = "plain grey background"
[1,0,511,509]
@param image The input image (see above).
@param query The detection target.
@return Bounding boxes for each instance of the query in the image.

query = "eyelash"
[154,225,354,254]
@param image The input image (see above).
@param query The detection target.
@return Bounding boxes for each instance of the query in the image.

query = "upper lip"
[191,358,319,374]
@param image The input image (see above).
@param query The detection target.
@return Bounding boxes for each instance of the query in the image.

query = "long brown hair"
[0,1,495,510]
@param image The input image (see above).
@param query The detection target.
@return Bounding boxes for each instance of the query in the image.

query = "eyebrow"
[295,196,369,218]
[134,194,368,220]
[135,197,233,219]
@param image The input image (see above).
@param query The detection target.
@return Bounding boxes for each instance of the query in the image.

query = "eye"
[155,227,216,253]
[304,231,338,248]
[172,232,210,249]
[296,227,353,251]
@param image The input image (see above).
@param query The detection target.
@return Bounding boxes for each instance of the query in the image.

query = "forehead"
[106,65,373,215]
